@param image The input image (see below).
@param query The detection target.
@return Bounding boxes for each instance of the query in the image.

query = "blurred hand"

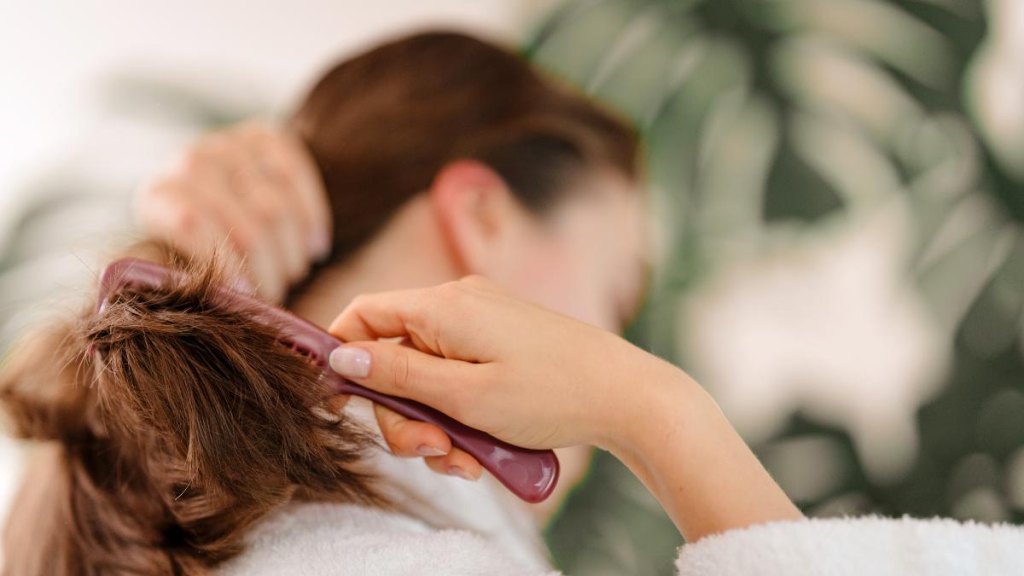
[134,122,472,480]
[134,121,332,303]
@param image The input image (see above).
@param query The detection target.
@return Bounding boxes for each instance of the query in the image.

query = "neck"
[287,194,460,330]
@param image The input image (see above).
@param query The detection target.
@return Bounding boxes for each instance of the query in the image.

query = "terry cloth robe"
[219,399,1024,575]
[220,502,1024,576]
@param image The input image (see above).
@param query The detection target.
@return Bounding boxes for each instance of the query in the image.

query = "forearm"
[597,351,803,542]
[326,279,804,537]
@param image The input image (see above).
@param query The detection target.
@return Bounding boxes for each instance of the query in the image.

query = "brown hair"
[0,30,638,575]
[1,242,382,575]
[291,30,639,261]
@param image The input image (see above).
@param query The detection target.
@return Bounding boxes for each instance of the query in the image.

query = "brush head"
[96,257,559,503]
[97,258,336,366]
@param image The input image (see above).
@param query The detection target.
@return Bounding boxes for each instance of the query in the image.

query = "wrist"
[590,340,702,457]
[591,348,803,540]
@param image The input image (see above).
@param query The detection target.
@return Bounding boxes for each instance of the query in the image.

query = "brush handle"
[331,375,559,503]
[266,298,560,503]
[98,258,560,503]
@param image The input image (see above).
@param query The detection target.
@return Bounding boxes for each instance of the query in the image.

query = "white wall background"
[0,0,554,208]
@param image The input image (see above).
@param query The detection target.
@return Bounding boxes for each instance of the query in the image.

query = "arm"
[326,276,801,541]
[328,277,1024,573]
[600,349,802,541]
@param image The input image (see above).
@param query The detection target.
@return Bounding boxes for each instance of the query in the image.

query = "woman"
[139,29,1024,575]
[3,29,1019,575]
[2,30,645,574]
[139,27,641,528]
[315,276,1023,575]
[140,30,1024,574]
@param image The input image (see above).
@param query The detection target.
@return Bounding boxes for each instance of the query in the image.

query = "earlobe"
[428,160,516,276]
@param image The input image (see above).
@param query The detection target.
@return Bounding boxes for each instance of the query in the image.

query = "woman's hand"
[327,276,803,541]
[327,276,652,450]
[134,121,331,303]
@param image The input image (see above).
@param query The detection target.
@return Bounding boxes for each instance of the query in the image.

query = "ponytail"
[0,242,382,575]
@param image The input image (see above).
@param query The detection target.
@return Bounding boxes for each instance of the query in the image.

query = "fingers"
[227,160,306,288]
[424,448,483,481]
[328,340,480,420]
[176,147,289,301]
[328,285,466,358]
[374,403,450,457]
[229,123,317,281]
[134,176,246,273]
[329,288,434,342]
[374,404,482,481]
[252,126,332,259]
[329,280,503,363]
[212,125,307,290]
[134,120,331,303]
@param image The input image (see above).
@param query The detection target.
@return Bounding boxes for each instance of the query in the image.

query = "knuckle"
[348,294,368,310]
[434,281,462,302]
[390,350,413,393]
[459,274,493,293]
[429,280,470,314]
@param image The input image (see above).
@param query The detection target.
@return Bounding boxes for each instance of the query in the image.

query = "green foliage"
[529,1,1024,574]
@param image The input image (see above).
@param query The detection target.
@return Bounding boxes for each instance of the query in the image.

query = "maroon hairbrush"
[96,257,559,503]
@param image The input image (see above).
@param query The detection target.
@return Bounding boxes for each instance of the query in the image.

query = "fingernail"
[329,346,371,379]
[417,445,449,457]
[448,466,477,481]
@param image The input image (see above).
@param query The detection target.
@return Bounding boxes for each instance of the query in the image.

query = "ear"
[428,160,524,276]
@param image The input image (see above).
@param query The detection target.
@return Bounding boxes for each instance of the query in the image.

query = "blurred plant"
[527,1,1024,575]
[1,4,1021,574]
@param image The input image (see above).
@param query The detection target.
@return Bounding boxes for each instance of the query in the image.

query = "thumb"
[328,341,480,413]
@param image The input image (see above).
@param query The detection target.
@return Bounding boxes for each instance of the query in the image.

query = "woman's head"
[291,31,647,332]
[0,29,647,575]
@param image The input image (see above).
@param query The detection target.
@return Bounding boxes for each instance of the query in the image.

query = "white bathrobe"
[219,503,1024,576]
[219,399,1024,575]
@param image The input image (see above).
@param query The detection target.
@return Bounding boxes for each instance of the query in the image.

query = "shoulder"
[676,515,1024,576]
[217,502,557,576]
